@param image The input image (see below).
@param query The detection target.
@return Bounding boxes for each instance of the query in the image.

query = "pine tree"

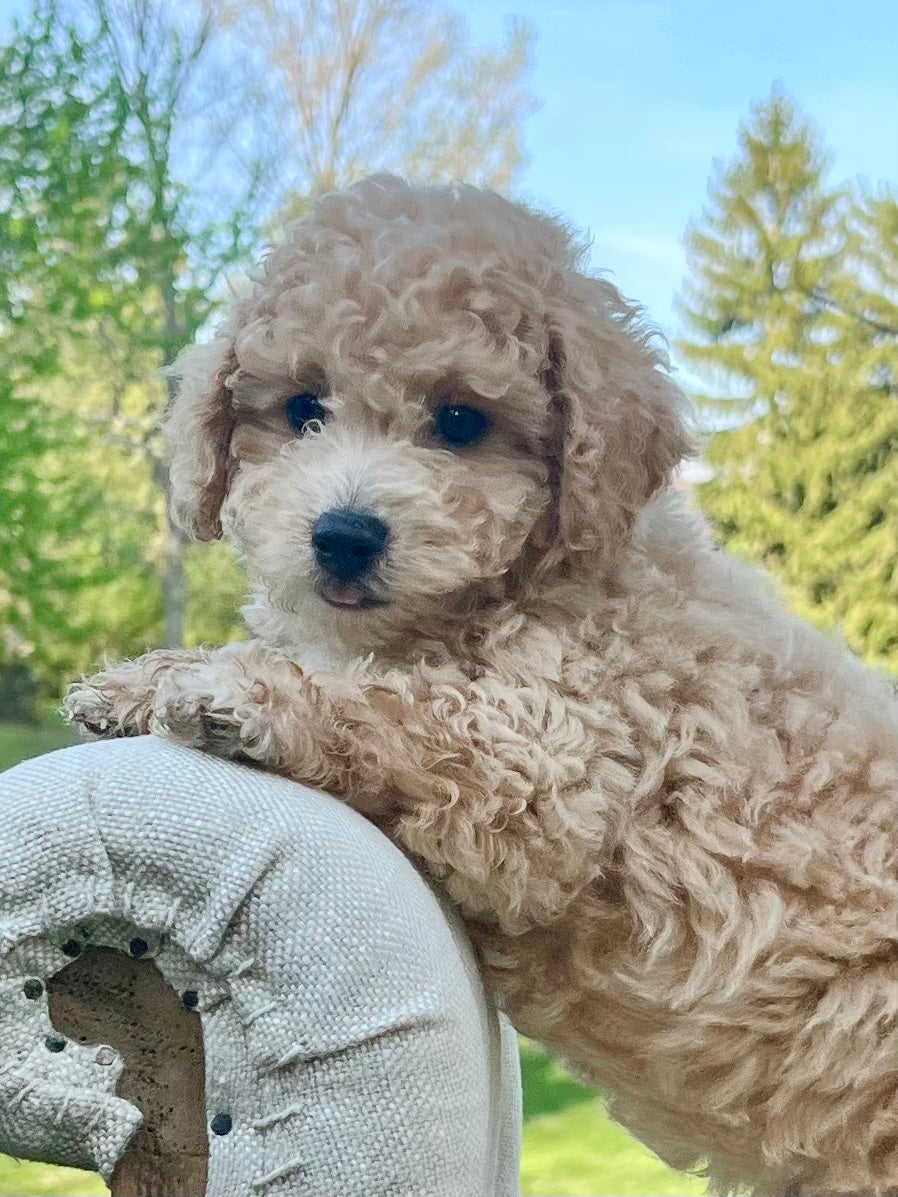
[679,91,898,668]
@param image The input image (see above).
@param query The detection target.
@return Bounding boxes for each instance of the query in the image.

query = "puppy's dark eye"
[434,404,490,447]
[286,392,328,435]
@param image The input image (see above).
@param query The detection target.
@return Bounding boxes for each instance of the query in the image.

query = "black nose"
[311,508,389,581]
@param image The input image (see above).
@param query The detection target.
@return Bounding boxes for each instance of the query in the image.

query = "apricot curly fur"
[67,176,898,1196]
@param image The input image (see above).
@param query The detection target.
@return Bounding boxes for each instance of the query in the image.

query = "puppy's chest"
[287,641,355,674]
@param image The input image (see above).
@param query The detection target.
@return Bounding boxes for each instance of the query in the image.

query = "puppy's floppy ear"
[542,275,692,569]
[164,338,239,542]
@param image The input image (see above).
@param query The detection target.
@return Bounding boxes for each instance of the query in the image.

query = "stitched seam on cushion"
[81,766,118,906]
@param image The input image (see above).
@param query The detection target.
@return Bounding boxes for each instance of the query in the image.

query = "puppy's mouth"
[317,580,387,611]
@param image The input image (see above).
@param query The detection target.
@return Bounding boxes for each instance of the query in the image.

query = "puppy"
[67,176,898,1196]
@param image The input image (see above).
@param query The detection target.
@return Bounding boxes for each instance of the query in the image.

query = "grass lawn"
[0,717,76,773]
[0,725,706,1197]
[0,1160,107,1197]
[520,1043,706,1196]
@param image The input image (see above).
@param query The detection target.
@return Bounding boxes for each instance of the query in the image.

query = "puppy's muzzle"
[312,507,389,582]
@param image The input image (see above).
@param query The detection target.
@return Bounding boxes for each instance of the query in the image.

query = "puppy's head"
[167,175,691,645]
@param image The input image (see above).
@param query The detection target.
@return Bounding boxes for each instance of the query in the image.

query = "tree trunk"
[162,515,187,649]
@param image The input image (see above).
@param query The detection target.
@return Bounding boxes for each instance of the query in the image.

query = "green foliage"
[679,90,898,666]
[184,540,249,648]
[520,1037,595,1121]
[0,6,135,353]
[0,1,252,695]
[0,4,140,684]
[679,89,845,405]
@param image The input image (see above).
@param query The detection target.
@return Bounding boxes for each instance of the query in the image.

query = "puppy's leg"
[64,649,208,737]
[132,642,626,930]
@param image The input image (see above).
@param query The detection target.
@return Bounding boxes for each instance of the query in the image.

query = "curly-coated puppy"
[67,176,898,1196]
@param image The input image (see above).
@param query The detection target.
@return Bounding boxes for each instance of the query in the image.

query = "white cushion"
[0,736,522,1196]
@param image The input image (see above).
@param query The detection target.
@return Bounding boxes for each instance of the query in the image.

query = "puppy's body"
[67,177,898,1196]
[481,505,898,1197]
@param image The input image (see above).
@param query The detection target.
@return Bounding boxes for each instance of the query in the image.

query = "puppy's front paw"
[64,675,152,739]
[149,666,277,765]
[149,668,235,754]
[63,682,115,737]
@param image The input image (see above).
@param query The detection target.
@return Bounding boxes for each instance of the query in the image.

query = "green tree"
[679,90,898,667]
[0,6,140,692]
[1,0,260,696]
[62,0,260,650]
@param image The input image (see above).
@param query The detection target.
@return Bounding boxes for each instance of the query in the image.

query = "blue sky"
[2,0,895,357]
[458,0,897,351]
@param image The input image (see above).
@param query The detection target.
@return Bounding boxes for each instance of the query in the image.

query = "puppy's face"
[221,304,552,636]
[168,178,690,648]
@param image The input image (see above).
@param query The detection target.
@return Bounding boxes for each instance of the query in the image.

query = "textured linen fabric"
[0,736,522,1196]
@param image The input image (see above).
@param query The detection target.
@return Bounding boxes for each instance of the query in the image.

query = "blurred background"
[0,0,895,1193]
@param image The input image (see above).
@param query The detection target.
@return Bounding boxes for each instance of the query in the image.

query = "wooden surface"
[47,948,208,1197]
